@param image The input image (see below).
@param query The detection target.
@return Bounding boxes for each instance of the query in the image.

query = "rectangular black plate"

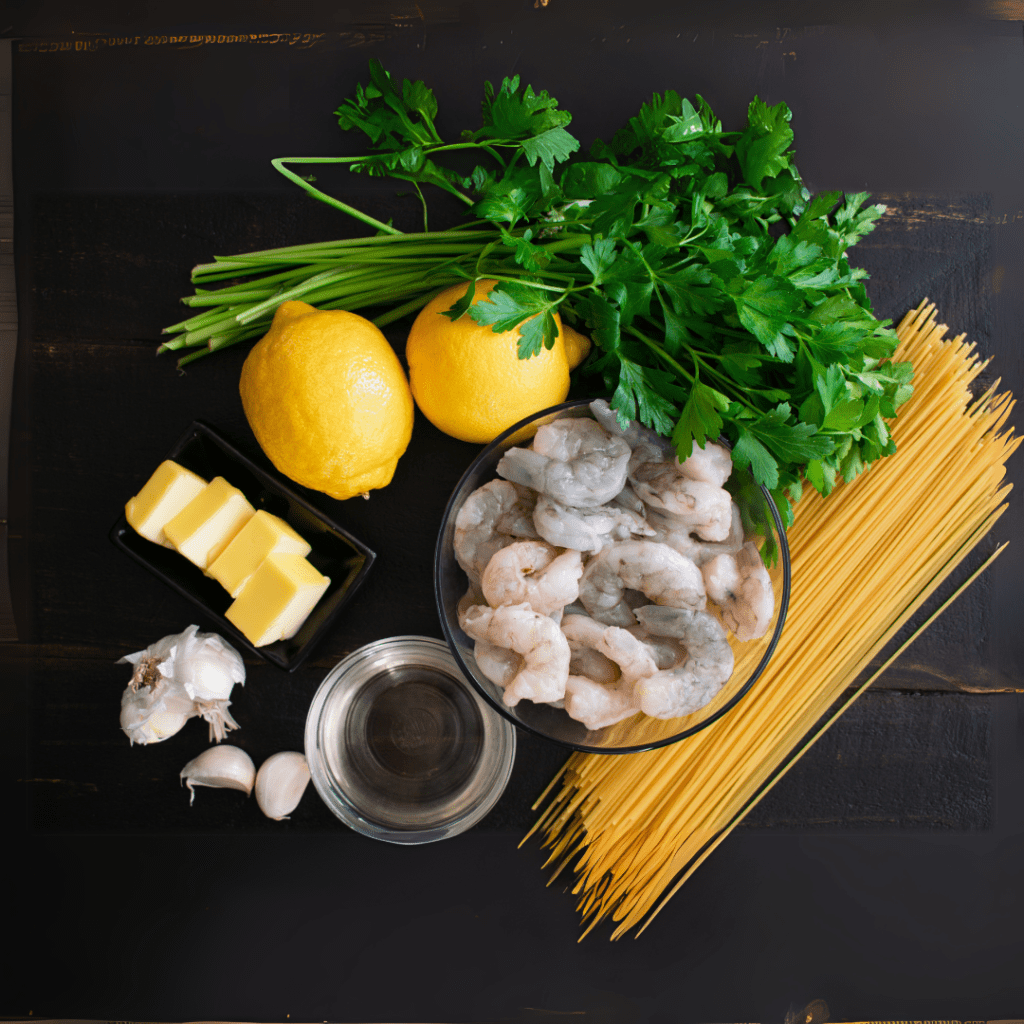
[110,420,376,671]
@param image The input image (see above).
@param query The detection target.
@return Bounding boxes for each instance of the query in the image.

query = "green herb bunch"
[162,59,912,525]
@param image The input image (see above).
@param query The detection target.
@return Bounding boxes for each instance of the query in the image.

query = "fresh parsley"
[165,61,912,531]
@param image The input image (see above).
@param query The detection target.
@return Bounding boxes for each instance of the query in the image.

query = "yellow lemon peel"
[239,300,414,501]
[405,280,582,444]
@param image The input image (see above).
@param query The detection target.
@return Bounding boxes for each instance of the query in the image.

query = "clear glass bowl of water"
[434,399,791,755]
[305,636,516,843]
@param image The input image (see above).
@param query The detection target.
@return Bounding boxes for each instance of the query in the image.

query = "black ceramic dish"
[110,421,376,671]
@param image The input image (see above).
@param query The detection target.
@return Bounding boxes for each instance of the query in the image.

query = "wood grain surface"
[5,4,1023,1017]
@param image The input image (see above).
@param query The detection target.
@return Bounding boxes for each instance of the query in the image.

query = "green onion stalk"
[160,223,593,368]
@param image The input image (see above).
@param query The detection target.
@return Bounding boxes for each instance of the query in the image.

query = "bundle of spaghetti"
[527,300,1019,940]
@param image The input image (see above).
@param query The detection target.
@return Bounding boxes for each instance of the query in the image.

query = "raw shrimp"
[589,398,674,455]
[569,645,620,686]
[610,481,647,517]
[561,613,660,684]
[497,418,630,507]
[564,675,640,731]
[481,540,583,616]
[495,483,539,539]
[559,614,657,731]
[459,602,570,707]
[641,635,687,671]
[474,639,522,689]
[579,540,706,627]
[454,480,527,584]
[457,581,485,622]
[533,493,652,554]
[629,460,733,541]
[632,605,735,718]
[675,439,733,488]
[693,501,745,563]
[646,502,745,566]
[599,391,731,487]
[644,509,704,563]
[701,541,774,641]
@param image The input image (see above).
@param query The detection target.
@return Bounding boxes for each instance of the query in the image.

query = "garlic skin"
[174,625,245,702]
[119,670,197,746]
[196,700,241,744]
[255,751,311,821]
[180,745,256,805]
[118,626,246,745]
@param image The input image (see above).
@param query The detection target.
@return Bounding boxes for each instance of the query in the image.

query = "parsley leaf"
[735,98,794,189]
[672,381,730,453]
[612,358,680,435]
[733,276,799,361]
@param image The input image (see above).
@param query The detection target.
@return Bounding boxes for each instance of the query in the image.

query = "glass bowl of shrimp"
[434,398,791,754]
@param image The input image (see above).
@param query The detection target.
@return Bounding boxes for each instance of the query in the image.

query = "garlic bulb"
[255,751,310,821]
[180,745,256,805]
[118,626,246,745]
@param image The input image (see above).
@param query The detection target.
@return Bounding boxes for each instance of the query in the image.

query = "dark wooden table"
[5,2,1024,1020]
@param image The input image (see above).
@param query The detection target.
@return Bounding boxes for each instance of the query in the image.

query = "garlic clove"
[255,751,310,821]
[122,705,192,746]
[180,744,256,805]
[175,625,246,702]
[120,673,197,745]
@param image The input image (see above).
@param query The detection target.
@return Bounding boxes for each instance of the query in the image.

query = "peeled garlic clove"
[180,744,256,805]
[255,751,310,821]
[174,625,246,702]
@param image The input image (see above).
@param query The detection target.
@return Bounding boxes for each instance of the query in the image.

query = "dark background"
[3,1,1024,1020]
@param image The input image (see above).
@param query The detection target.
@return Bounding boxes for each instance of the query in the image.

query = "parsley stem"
[485,275,568,296]
[625,327,696,384]
[271,158,403,234]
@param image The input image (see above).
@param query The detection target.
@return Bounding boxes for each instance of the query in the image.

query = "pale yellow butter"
[125,460,208,546]
[225,553,330,647]
[163,476,256,570]
[207,510,312,597]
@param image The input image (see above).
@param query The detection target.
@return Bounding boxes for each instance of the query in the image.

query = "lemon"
[561,322,592,372]
[239,300,414,501]
[405,279,590,444]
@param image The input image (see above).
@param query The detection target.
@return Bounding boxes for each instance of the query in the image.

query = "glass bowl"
[434,399,791,754]
[305,636,516,843]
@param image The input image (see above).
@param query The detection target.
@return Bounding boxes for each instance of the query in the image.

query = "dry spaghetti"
[527,300,1019,940]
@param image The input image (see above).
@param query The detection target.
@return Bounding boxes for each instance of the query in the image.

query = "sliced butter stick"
[163,476,255,570]
[126,460,208,546]
[225,553,330,647]
[207,510,312,597]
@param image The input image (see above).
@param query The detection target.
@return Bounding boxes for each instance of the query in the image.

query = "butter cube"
[126,460,208,546]
[225,553,330,647]
[207,510,312,597]
[163,476,256,570]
